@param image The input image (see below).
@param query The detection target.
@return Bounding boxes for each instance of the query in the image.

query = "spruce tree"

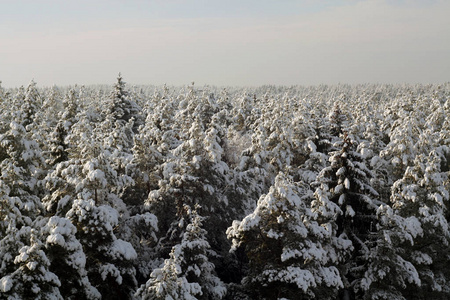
[365,151,450,300]
[0,229,63,300]
[42,216,101,299]
[228,173,346,299]
[314,132,379,298]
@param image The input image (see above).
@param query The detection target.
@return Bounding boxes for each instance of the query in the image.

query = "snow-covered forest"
[0,76,449,300]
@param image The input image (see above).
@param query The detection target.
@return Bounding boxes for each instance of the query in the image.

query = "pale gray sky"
[1,0,449,87]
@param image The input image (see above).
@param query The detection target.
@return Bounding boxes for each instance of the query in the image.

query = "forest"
[0,76,449,300]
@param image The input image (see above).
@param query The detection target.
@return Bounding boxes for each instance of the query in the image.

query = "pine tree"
[0,229,63,300]
[358,205,422,300]
[108,73,142,129]
[20,80,41,129]
[0,180,32,279]
[0,121,45,222]
[228,173,346,299]
[387,151,449,299]
[176,206,226,299]
[67,199,137,299]
[42,216,101,300]
[147,119,231,252]
[314,132,380,298]
[135,246,202,300]
[137,205,225,300]
[380,114,422,180]
[46,121,69,167]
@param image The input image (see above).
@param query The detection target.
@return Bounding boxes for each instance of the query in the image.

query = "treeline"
[0,77,449,300]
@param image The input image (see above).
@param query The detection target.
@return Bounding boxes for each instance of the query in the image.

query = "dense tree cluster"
[0,77,449,299]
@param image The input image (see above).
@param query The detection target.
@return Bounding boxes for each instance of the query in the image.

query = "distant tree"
[21,80,41,129]
[46,121,69,167]
[380,115,422,180]
[108,73,142,130]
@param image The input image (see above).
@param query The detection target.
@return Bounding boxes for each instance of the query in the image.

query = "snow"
[99,263,123,284]
[344,178,350,189]
[320,266,343,288]
[0,276,13,292]
[26,261,38,271]
[404,216,423,240]
[336,167,346,176]
[46,233,65,247]
[267,228,283,239]
[108,239,137,260]
[346,205,355,217]
[262,267,316,292]
[307,140,317,153]
[411,251,432,265]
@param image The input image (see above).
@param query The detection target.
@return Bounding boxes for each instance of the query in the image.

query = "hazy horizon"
[1,0,449,88]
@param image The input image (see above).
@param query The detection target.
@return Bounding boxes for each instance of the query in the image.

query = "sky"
[1,0,449,87]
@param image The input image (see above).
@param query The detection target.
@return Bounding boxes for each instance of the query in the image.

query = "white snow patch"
[108,239,137,261]
[0,276,13,292]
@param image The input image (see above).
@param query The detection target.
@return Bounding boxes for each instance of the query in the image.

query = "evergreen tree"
[0,121,45,222]
[0,180,32,279]
[42,216,101,299]
[177,206,226,299]
[67,199,137,299]
[46,121,69,167]
[364,151,450,300]
[108,73,142,129]
[147,119,232,253]
[20,80,41,129]
[314,132,379,298]
[135,246,202,300]
[0,229,63,300]
[228,173,346,299]
[137,205,225,300]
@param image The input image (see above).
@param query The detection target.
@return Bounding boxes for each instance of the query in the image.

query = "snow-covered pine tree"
[135,245,202,300]
[358,204,422,300]
[329,102,347,138]
[66,199,137,299]
[42,216,101,300]
[146,119,230,250]
[44,88,80,168]
[228,173,346,300]
[365,150,450,300]
[314,132,380,298]
[60,88,80,129]
[43,107,138,298]
[0,180,32,280]
[126,127,163,207]
[0,121,45,222]
[0,229,63,300]
[137,205,225,300]
[29,85,63,159]
[46,121,69,167]
[380,114,422,180]
[174,205,226,299]
[108,73,142,130]
[20,80,41,129]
